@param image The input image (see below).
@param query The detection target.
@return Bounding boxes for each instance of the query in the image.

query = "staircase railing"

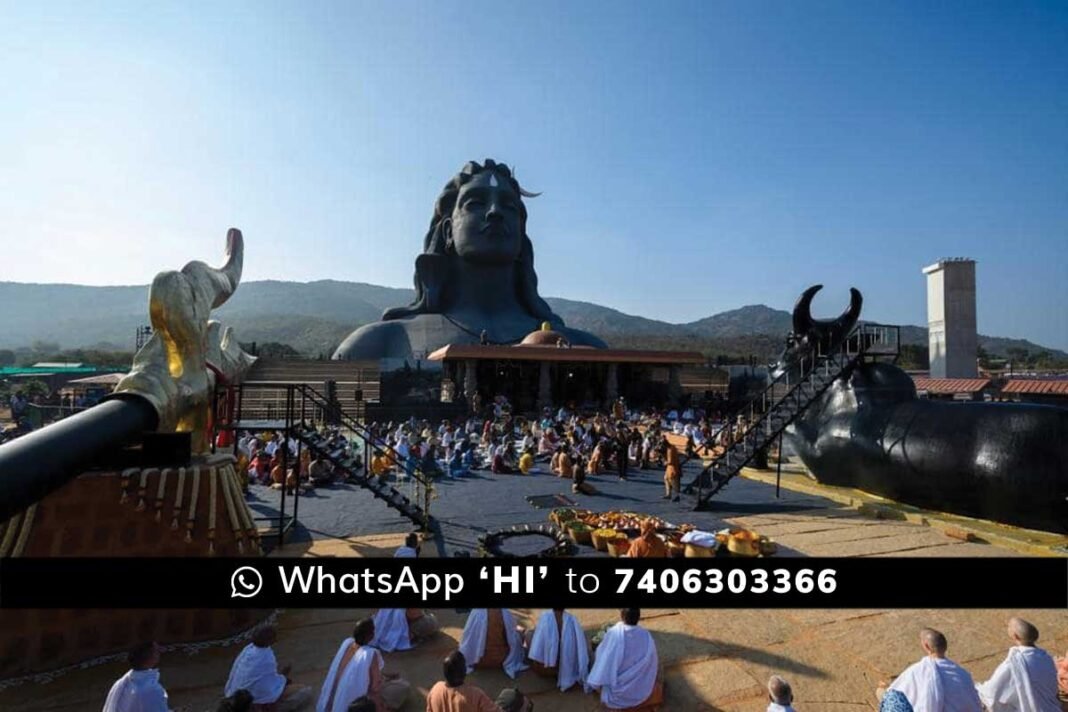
[295,383,435,490]
[288,424,429,528]
[213,382,437,530]
[689,324,899,508]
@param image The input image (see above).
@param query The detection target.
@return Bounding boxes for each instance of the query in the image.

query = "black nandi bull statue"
[778,286,1068,534]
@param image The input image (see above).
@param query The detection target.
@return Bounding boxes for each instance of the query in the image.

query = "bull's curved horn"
[792,285,863,335]
[839,287,863,332]
[792,284,823,335]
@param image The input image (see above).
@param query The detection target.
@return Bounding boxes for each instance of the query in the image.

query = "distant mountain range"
[1,279,1063,361]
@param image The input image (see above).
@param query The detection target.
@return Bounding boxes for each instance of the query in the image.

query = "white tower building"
[922,258,977,379]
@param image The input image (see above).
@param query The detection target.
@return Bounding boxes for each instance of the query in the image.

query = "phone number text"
[612,567,837,595]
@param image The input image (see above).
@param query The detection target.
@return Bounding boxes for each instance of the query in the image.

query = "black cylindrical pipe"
[0,396,158,522]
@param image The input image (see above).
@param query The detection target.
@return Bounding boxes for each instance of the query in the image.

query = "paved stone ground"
[3,607,1065,711]
[251,456,1026,558]
[247,459,803,551]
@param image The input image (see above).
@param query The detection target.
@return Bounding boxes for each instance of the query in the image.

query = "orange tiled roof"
[912,377,991,394]
[427,344,705,365]
[1000,379,1068,395]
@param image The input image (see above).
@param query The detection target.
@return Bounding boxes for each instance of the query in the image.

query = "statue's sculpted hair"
[382,159,561,326]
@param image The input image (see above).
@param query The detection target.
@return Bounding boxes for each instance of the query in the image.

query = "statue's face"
[449,170,523,265]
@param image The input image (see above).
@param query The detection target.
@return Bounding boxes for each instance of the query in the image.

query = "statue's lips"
[479,224,511,238]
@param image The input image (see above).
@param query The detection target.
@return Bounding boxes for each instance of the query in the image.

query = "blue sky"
[1,1,1066,348]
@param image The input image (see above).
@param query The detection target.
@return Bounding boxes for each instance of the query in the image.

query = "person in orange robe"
[553,446,573,478]
[425,650,501,712]
[628,520,668,558]
[587,441,605,475]
[662,442,681,502]
[1056,649,1068,699]
[572,456,597,495]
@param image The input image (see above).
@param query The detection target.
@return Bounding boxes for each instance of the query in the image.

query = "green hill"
[1,280,1063,363]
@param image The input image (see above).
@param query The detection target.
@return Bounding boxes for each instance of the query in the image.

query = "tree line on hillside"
[0,342,135,369]
[5,331,1066,372]
[0,341,316,368]
[978,345,1067,371]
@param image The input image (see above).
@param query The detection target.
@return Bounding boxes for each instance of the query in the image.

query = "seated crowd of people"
[225,394,758,509]
[234,428,363,494]
[102,600,1068,712]
[350,397,747,502]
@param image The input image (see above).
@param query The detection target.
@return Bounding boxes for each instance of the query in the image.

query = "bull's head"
[110,229,255,453]
[770,285,863,379]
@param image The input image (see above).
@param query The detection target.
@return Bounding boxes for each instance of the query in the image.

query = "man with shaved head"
[767,675,796,711]
[425,650,501,712]
[318,617,410,712]
[103,641,170,712]
[587,609,663,711]
[223,624,313,711]
[976,617,1060,711]
[370,539,441,652]
[886,628,981,712]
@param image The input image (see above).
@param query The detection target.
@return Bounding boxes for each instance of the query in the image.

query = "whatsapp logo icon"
[230,566,263,599]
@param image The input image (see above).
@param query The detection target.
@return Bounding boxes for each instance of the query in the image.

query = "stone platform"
[251,455,1057,558]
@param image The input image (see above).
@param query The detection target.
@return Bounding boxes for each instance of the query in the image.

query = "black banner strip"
[1,558,1065,609]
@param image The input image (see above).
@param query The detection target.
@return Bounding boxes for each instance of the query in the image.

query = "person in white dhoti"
[458,609,529,679]
[766,675,796,712]
[393,532,420,560]
[223,624,313,712]
[370,537,439,652]
[586,609,663,711]
[976,617,1060,712]
[316,618,410,712]
[885,628,981,712]
[526,608,590,692]
[369,608,415,653]
[103,641,172,712]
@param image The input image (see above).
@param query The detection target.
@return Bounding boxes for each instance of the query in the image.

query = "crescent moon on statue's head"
[511,166,542,197]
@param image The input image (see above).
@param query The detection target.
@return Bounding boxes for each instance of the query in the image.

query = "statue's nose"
[486,201,505,222]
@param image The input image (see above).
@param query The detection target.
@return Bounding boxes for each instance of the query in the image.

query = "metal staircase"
[215,382,436,530]
[687,324,899,509]
[290,424,430,526]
